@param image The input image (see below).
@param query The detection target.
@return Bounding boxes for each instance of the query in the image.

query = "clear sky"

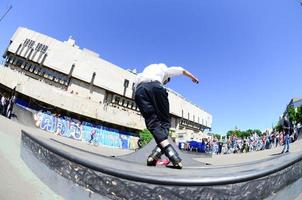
[0,0,301,135]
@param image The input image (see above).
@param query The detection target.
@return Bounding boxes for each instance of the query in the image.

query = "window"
[16,59,23,67]
[35,43,42,51]
[114,96,120,104]
[25,63,31,71]
[24,39,30,46]
[29,40,34,48]
[38,69,44,76]
[29,65,35,73]
[34,67,40,74]
[121,98,125,106]
[188,112,190,120]
[41,45,48,53]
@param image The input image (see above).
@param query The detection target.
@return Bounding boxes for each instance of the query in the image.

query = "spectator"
[0,94,7,116]
[6,95,16,119]
[281,114,291,153]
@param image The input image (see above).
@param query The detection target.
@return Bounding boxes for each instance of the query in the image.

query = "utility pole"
[0,5,12,23]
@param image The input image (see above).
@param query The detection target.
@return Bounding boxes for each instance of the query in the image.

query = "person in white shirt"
[134,63,199,169]
[0,95,7,116]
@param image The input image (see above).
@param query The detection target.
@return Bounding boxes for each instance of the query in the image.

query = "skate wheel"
[156,159,170,166]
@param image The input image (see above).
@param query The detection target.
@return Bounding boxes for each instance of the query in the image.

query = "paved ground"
[0,115,63,200]
[1,113,302,199]
[196,138,302,166]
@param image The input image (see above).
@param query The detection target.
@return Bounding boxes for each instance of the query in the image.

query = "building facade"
[1,27,212,136]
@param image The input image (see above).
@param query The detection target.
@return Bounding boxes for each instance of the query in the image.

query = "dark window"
[24,39,29,46]
[35,43,42,51]
[16,59,23,67]
[25,63,31,71]
[114,96,120,104]
[29,65,35,72]
[41,45,48,53]
[28,40,35,48]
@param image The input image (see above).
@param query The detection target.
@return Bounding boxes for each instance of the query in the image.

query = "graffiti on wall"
[33,111,139,150]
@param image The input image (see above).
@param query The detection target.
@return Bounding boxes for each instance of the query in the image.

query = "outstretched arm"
[183,70,199,84]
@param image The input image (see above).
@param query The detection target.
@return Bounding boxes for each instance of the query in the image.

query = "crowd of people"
[180,130,299,155]
[220,129,298,155]
[179,115,301,155]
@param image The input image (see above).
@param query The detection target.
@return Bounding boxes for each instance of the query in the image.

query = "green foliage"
[275,123,283,132]
[226,129,261,138]
[287,105,297,124]
[139,129,153,147]
[212,134,221,139]
[297,105,302,124]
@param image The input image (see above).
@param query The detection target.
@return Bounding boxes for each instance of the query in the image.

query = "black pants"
[135,81,170,144]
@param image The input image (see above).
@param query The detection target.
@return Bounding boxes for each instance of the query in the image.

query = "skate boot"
[163,144,183,169]
[147,146,163,166]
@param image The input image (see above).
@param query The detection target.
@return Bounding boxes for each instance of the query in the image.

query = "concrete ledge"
[21,130,302,199]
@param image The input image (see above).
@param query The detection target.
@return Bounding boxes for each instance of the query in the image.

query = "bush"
[139,129,153,147]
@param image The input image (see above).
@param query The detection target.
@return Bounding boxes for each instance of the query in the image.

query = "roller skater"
[134,63,199,169]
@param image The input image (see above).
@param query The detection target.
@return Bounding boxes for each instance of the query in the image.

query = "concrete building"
[0,27,212,137]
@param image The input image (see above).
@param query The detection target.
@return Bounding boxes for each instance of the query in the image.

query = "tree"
[275,123,283,132]
[212,133,221,140]
[296,105,302,124]
[226,128,261,138]
[139,129,153,147]
[287,105,297,125]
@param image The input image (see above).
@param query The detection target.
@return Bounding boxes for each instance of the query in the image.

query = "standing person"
[88,129,97,144]
[281,114,291,153]
[0,94,3,115]
[134,63,199,169]
[0,94,7,116]
[6,95,16,119]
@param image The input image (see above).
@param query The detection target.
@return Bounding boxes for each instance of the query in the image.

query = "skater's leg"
[135,83,182,168]
[159,140,182,169]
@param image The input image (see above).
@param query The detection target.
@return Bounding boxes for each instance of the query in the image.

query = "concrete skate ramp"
[11,104,36,127]
[21,129,302,200]
[119,138,208,166]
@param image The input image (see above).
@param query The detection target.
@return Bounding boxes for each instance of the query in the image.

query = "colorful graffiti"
[33,111,139,150]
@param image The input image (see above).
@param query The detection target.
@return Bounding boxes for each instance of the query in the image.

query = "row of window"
[24,39,35,48]
[8,55,68,86]
[182,110,204,124]
[180,119,206,130]
[24,38,48,54]
[35,43,48,53]
[112,95,139,111]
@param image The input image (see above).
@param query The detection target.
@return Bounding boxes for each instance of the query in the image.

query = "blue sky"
[0,0,301,135]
